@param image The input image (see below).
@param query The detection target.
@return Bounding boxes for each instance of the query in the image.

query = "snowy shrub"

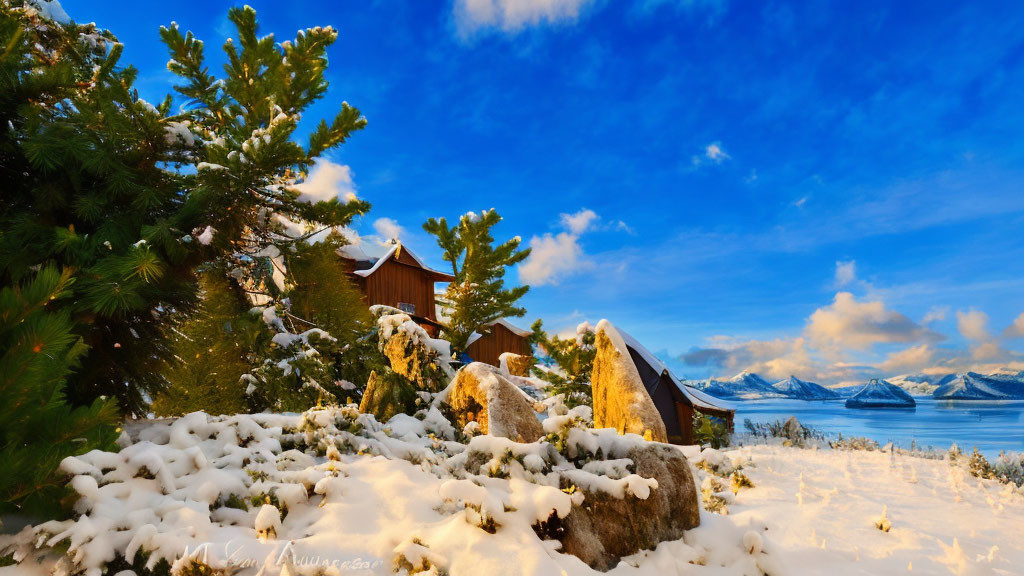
[539,405,595,461]
[874,506,891,532]
[948,443,963,463]
[394,537,448,575]
[730,471,754,494]
[968,447,995,480]
[831,434,880,452]
[700,476,732,515]
[994,452,1024,487]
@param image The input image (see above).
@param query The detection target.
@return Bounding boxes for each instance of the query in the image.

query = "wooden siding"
[466,323,532,367]
[348,258,439,323]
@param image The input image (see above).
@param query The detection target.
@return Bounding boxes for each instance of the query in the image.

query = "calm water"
[730,398,1024,459]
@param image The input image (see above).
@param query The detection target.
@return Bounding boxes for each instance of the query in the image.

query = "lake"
[729,398,1024,459]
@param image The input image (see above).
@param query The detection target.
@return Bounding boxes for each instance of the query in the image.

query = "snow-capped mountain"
[697,372,785,399]
[845,379,917,408]
[772,376,842,400]
[885,373,957,396]
[933,371,1024,400]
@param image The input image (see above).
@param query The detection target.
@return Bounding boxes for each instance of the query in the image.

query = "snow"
[886,373,957,396]
[771,376,841,400]
[698,372,787,400]
[29,0,69,23]
[845,379,917,408]
[934,371,1024,400]
[3,407,1023,576]
[353,243,453,280]
[374,308,453,364]
[164,120,197,146]
[196,225,215,245]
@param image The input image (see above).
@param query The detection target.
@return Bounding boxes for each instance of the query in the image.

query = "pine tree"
[287,233,380,399]
[159,7,371,409]
[423,209,531,353]
[151,269,264,417]
[529,320,595,407]
[0,2,209,415]
[0,266,119,516]
[288,233,373,349]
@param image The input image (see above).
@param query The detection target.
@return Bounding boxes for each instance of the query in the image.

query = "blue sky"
[74,0,1024,384]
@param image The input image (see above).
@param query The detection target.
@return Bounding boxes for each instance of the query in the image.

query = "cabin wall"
[353,259,438,322]
[466,324,531,366]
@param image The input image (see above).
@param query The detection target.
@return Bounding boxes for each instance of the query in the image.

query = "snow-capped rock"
[444,362,545,443]
[591,321,669,442]
[772,376,841,400]
[933,371,1024,400]
[845,379,917,409]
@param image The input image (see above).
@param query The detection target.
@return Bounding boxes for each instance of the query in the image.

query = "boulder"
[359,370,417,423]
[782,416,803,440]
[499,352,533,377]
[375,309,452,393]
[590,321,667,442]
[446,363,544,443]
[559,443,700,570]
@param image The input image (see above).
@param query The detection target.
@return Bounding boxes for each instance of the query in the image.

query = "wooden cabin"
[339,242,454,337]
[465,319,532,367]
[618,329,735,445]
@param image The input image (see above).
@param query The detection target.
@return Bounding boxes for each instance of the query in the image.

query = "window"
[397,302,416,315]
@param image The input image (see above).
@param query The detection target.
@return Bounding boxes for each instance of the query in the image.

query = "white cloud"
[705,142,728,162]
[879,344,934,373]
[560,208,599,235]
[518,231,590,286]
[613,220,635,234]
[956,309,990,342]
[955,309,1009,361]
[1002,312,1024,339]
[454,0,590,35]
[690,141,730,167]
[923,306,949,324]
[971,340,1003,361]
[293,159,358,204]
[834,260,856,287]
[372,217,404,242]
[806,292,941,352]
[519,208,612,285]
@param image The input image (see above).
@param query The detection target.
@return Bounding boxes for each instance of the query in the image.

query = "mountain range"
[691,370,1024,401]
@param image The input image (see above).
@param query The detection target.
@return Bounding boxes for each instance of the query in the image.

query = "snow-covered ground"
[2,409,1022,576]
[710,443,1024,575]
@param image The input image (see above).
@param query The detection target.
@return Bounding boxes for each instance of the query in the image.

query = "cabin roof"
[340,242,455,282]
[465,318,531,347]
[616,327,733,414]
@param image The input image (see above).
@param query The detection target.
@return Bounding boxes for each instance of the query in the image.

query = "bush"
[993,452,1024,487]
[695,413,730,449]
[831,434,880,452]
[967,447,994,480]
